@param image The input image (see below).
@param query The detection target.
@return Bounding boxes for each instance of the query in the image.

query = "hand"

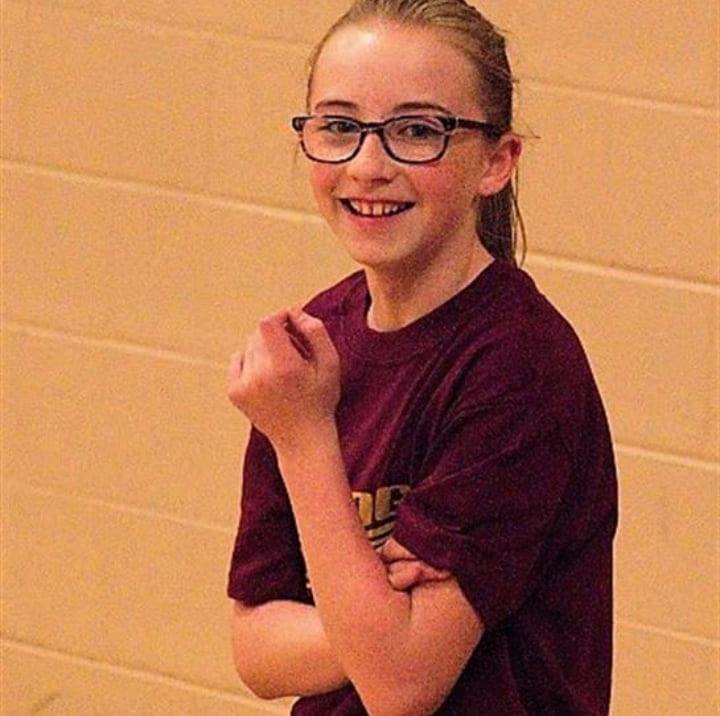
[227,307,341,450]
[378,537,452,592]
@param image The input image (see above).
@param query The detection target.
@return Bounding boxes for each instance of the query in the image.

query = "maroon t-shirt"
[227,258,618,715]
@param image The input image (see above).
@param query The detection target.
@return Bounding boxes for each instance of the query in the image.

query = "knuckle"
[259,314,277,327]
[388,572,407,591]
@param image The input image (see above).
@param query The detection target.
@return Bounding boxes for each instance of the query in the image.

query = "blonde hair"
[305,0,527,265]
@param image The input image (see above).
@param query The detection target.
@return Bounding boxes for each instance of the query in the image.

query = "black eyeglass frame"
[291,114,504,165]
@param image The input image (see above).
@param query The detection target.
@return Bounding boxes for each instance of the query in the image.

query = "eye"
[318,118,360,135]
[391,117,445,141]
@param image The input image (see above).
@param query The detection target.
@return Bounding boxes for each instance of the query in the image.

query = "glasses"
[291,114,502,165]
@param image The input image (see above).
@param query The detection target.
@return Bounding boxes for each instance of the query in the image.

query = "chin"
[343,241,422,276]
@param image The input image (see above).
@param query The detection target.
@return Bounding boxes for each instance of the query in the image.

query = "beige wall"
[1,1,717,713]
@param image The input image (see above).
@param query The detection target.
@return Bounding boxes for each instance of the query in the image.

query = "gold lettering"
[352,485,410,528]
[352,491,374,527]
[390,485,410,513]
[367,522,395,540]
[374,486,393,522]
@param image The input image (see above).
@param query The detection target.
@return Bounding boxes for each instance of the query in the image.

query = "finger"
[227,352,243,384]
[421,565,452,580]
[387,562,426,591]
[258,311,309,363]
[378,536,417,563]
[243,337,257,370]
[284,314,314,360]
[227,354,240,406]
[388,571,414,592]
[387,561,453,591]
[391,559,452,581]
[389,572,451,592]
[293,310,336,362]
[227,351,248,408]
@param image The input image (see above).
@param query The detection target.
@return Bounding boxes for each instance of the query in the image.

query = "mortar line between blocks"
[3,315,720,470]
[1,159,322,225]
[0,637,288,713]
[3,159,717,293]
[14,3,719,114]
[2,320,227,371]
[4,478,235,536]
[523,79,719,117]
[615,443,719,474]
[617,618,719,648]
[25,0,311,56]
[525,253,720,295]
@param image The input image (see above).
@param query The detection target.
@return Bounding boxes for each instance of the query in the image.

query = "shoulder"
[299,269,365,324]
[449,263,602,426]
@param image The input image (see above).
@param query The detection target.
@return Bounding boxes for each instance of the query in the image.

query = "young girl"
[226,1,618,714]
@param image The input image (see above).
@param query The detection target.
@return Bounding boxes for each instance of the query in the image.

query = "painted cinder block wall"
[1,1,718,713]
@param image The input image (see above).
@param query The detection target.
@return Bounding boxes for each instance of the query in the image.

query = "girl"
[226,1,618,714]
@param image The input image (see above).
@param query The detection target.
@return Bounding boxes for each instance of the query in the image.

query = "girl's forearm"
[232,598,350,699]
[275,422,421,713]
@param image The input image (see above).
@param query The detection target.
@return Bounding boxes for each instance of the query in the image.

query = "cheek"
[309,164,338,202]
[415,163,472,213]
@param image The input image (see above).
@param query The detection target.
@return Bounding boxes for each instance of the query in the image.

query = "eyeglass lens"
[301,116,447,163]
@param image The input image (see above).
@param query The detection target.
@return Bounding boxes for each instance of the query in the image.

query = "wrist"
[273,416,339,462]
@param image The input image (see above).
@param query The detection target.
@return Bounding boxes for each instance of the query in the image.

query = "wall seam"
[4,481,718,649]
[521,79,720,116]
[0,637,288,713]
[615,443,719,474]
[0,158,323,226]
[3,478,235,534]
[14,3,719,113]
[4,447,717,534]
[525,253,720,295]
[2,319,227,370]
[3,319,718,466]
[616,618,719,649]
[20,1,312,53]
[3,159,718,291]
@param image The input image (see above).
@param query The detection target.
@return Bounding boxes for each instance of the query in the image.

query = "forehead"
[310,22,483,116]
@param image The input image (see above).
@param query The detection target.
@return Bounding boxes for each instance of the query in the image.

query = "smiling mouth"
[340,199,415,218]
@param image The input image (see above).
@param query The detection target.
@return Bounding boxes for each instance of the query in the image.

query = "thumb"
[294,310,336,361]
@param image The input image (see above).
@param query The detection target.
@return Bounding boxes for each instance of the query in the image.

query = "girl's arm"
[231,549,451,698]
[231,598,349,698]
[227,313,481,714]
[274,421,483,716]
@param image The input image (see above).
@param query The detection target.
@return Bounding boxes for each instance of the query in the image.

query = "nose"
[345,131,397,182]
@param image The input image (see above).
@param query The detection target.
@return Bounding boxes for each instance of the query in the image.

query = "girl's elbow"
[360,681,441,716]
[231,607,281,700]
[232,656,282,701]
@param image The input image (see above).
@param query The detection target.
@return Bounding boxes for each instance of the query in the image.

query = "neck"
[365,242,494,332]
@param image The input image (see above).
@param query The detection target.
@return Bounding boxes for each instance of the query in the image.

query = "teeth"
[347,200,410,217]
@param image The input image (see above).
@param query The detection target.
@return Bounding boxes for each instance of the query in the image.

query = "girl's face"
[306,21,503,274]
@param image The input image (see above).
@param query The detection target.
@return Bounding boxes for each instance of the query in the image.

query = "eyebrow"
[313,99,454,115]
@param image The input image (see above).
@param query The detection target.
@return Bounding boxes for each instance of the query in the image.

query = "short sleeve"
[391,398,572,634]
[226,426,310,606]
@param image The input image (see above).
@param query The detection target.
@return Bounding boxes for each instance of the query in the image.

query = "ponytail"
[477,167,526,266]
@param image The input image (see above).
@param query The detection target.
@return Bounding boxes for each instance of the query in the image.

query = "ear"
[477,133,523,197]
